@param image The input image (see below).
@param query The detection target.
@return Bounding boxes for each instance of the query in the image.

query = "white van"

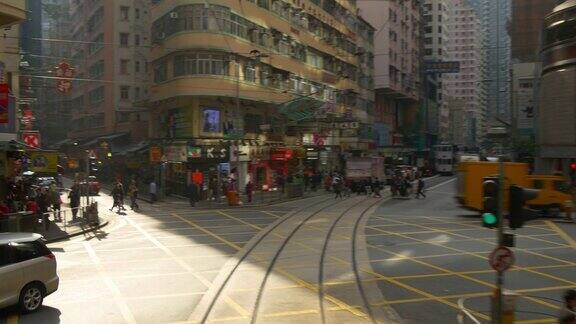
[0,233,59,313]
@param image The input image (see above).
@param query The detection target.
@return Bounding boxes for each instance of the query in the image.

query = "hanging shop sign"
[0,83,9,124]
[149,146,162,162]
[187,145,229,159]
[22,131,41,149]
[55,62,74,94]
[271,148,293,161]
[330,122,360,129]
[30,151,58,173]
[164,144,187,162]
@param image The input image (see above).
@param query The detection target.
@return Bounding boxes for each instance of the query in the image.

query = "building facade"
[0,0,26,142]
[68,0,150,144]
[468,0,511,122]
[444,0,487,149]
[537,0,576,174]
[358,0,420,162]
[150,0,375,194]
[422,0,456,142]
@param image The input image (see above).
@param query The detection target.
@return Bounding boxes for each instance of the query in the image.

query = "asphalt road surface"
[1,176,575,323]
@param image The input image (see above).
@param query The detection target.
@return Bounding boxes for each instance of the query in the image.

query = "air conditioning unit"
[169,12,178,19]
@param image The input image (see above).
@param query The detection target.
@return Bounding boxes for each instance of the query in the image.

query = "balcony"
[0,0,25,27]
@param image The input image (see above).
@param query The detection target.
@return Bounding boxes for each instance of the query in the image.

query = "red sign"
[149,146,162,162]
[0,83,9,124]
[22,131,41,149]
[55,62,74,94]
[271,148,293,161]
[489,246,515,272]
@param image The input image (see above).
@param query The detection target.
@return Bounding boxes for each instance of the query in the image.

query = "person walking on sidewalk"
[110,182,124,212]
[245,180,254,203]
[188,182,199,207]
[415,177,426,199]
[129,180,139,210]
[69,184,80,221]
[149,180,157,203]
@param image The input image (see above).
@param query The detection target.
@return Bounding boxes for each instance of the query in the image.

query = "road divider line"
[545,220,576,249]
[82,242,137,324]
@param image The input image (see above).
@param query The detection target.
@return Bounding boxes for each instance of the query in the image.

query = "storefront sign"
[22,131,41,149]
[55,62,74,94]
[30,152,58,173]
[150,146,162,162]
[165,144,187,162]
[230,145,251,162]
[306,150,319,160]
[249,146,270,160]
[187,145,228,159]
[271,148,293,161]
[0,83,9,124]
[331,122,359,129]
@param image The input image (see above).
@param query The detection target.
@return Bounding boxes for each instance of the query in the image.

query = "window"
[173,52,229,77]
[120,59,129,74]
[134,34,140,46]
[120,33,129,47]
[135,8,140,19]
[0,245,11,266]
[120,86,130,100]
[120,6,129,20]
[11,240,51,263]
[89,86,105,104]
[135,87,140,99]
[533,180,544,189]
[135,61,140,73]
[553,181,570,193]
[89,60,105,78]
[89,33,104,54]
[154,60,167,83]
[244,61,256,82]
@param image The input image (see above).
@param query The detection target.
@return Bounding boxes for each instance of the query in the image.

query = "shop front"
[186,143,230,197]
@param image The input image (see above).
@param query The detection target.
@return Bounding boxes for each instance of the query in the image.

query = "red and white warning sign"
[22,131,41,149]
[489,246,515,272]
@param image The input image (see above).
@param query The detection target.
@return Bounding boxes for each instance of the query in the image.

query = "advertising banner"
[0,83,9,124]
[150,146,162,162]
[164,144,187,162]
[30,152,58,173]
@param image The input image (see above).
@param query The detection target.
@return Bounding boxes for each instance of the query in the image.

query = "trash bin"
[227,191,239,206]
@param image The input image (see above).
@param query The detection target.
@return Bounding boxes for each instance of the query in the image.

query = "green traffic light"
[482,212,497,225]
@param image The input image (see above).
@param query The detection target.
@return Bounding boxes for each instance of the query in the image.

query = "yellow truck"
[456,162,572,216]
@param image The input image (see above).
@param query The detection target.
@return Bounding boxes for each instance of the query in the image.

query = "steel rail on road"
[250,197,376,324]
[198,195,336,323]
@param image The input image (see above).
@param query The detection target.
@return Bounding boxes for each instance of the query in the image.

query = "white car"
[0,233,59,313]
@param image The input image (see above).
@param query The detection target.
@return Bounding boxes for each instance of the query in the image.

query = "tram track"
[191,195,396,323]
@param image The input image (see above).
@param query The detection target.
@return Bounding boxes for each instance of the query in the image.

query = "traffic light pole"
[495,156,505,324]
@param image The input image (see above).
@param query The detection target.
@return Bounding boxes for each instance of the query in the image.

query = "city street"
[1,177,575,323]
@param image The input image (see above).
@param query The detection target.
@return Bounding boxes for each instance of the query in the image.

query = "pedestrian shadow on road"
[0,306,61,324]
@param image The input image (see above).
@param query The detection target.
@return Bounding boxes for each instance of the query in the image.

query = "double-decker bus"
[433,144,455,175]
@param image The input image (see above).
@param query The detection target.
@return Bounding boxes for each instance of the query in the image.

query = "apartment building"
[0,0,26,141]
[422,0,456,142]
[68,0,150,145]
[468,0,511,122]
[444,0,487,149]
[149,0,375,193]
[358,0,420,160]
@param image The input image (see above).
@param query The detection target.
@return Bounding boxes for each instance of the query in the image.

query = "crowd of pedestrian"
[0,178,85,231]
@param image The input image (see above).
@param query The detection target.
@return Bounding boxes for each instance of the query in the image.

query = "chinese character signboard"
[55,62,74,94]
[424,61,460,74]
[0,83,9,124]
[149,146,162,162]
[22,131,41,149]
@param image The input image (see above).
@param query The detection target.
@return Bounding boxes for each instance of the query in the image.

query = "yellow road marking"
[7,315,18,324]
[515,319,556,324]
[83,242,137,324]
[545,220,576,249]
[364,224,572,311]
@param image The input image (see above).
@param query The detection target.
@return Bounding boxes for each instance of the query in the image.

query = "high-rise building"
[468,0,511,121]
[536,0,576,174]
[150,0,375,194]
[0,0,26,141]
[422,0,457,142]
[444,0,487,149]
[510,0,559,63]
[358,0,420,160]
[68,0,150,144]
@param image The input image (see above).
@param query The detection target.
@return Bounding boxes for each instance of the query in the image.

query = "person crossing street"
[415,177,426,199]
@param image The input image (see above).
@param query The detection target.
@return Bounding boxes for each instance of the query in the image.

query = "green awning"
[278,97,325,121]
